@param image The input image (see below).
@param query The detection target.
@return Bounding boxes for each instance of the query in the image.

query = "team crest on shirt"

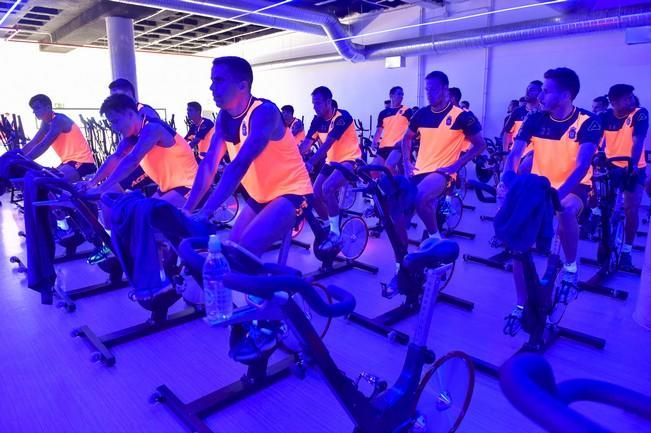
[446,116,452,126]
[626,117,632,126]
[568,127,576,139]
[241,122,248,137]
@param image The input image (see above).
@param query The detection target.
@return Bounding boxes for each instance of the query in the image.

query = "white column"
[105,16,138,99]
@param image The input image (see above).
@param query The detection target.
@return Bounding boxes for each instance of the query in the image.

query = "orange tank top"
[139,121,198,192]
[604,108,646,168]
[314,111,361,164]
[379,105,409,149]
[197,124,215,157]
[415,105,467,175]
[50,114,95,165]
[225,99,313,203]
[531,112,593,189]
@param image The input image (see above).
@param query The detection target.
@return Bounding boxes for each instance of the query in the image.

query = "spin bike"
[473,185,605,378]
[334,162,474,345]
[152,239,475,433]
[579,154,640,300]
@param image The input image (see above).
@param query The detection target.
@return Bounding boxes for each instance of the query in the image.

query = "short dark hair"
[510,99,520,106]
[519,97,527,102]
[425,71,449,87]
[281,105,294,114]
[384,100,391,105]
[608,84,635,100]
[593,95,609,106]
[108,78,136,97]
[389,86,403,95]
[100,93,138,116]
[311,86,333,100]
[530,80,543,88]
[461,100,470,108]
[212,56,253,87]
[29,94,52,109]
[331,99,338,110]
[187,101,202,112]
[448,87,462,102]
[544,67,580,100]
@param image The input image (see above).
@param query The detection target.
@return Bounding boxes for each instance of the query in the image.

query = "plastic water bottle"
[203,235,232,325]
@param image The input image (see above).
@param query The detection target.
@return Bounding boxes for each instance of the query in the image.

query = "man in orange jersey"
[281,105,305,147]
[85,94,197,207]
[299,86,361,250]
[185,56,313,258]
[184,56,313,362]
[402,71,486,244]
[600,84,648,270]
[503,67,602,320]
[370,86,412,175]
[185,101,215,159]
[22,94,96,181]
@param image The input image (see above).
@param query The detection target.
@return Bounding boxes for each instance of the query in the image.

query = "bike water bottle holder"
[355,371,388,398]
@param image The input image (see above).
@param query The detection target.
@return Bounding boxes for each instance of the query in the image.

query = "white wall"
[0,42,214,138]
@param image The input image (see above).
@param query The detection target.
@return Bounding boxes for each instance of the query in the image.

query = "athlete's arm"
[24,117,66,160]
[184,119,226,212]
[86,137,133,188]
[557,141,596,199]
[21,121,48,156]
[447,132,486,173]
[401,127,416,176]
[96,123,163,192]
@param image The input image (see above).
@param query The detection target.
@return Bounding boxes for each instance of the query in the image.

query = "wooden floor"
[1,191,650,433]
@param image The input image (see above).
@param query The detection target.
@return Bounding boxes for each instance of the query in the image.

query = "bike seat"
[403,239,459,271]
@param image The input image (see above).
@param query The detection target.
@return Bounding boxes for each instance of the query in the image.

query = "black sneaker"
[87,245,113,265]
[228,324,277,363]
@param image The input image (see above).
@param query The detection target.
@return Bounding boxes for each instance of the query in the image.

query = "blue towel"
[109,193,213,292]
[493,173,555,253]
[23,171,57,297]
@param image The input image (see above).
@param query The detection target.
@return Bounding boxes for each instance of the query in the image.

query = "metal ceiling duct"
[110,0,325,36]
[111,0,366,62]
[201,0,366,62]
[365,5,651,59]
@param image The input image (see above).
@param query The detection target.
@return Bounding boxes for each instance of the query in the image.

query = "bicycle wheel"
[410,351,475,433]
[437,260,455,292]
[211,194,239,224]
[455,167,467,200]
[612,216,625,271]
[340,216,369,260]
[278,283,332,354]
[444,196,463,232]
[338,182,357,210]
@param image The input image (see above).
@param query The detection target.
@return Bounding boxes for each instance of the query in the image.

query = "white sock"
[428,231,442,241]
[564,261,577,273]
[329,215,341,235]
[56,219,69,230]
[622,244,632,253]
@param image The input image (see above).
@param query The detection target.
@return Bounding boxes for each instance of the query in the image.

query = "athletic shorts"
[245,193,313,217]
[319,160,355,177]
[120,166,154,191]
[569,183,592,210]
[377,146,396,160]
[609,166,647,192]
[411,170,449,187]
[60,161,97,178]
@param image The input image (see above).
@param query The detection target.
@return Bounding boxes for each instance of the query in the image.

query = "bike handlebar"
[224,273,356,318]
[329,162,358,183]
